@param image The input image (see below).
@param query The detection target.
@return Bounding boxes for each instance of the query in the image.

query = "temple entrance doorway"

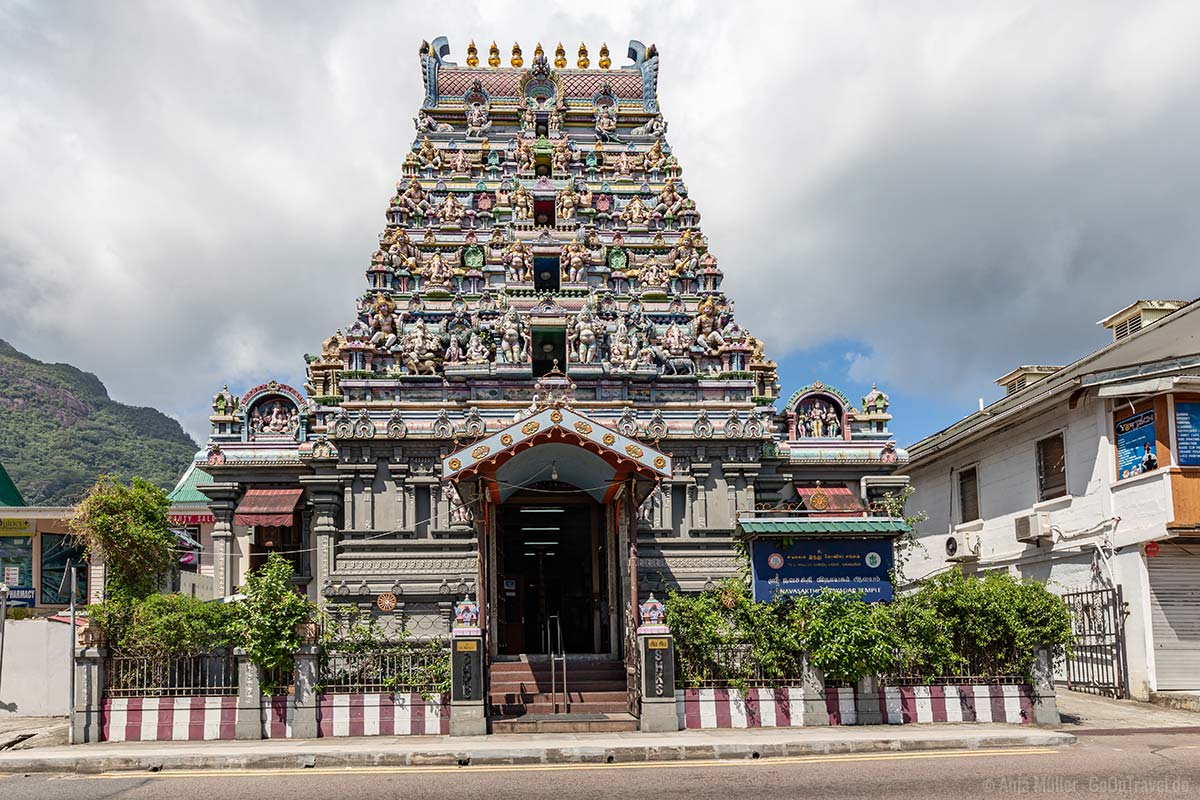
[496,488,610,656]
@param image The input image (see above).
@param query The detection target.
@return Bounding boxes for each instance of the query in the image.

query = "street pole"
[0,583,8,697]
[67,564,77,745]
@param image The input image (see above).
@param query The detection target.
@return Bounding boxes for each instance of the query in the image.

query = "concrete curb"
[0,730,1075,775]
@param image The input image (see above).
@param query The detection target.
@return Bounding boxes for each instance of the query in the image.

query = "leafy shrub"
[89,593,236,656]
[792,592,899,682]
[231,553,315,691]
[69,476,176,601]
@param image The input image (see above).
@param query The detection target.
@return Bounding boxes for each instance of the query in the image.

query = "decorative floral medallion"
[471,445,490,459]
[376,592,398,612]
[625,444,644,458]
[447,458,462,471]
[522,421,540,435]
[500,433,514,446]
[808,490,830,511]
[550,409,563,423]
[603,433,616,445]
[653,456,667,469]
[574,421,593,435]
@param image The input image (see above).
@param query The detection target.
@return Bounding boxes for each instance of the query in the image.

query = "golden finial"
[534,42,544,60]
[599,42,611,69]
[577,43,589,69]
[511,42,523,68]
[554,42,567,69]
[488,41,501,68]
[466,40,479,67]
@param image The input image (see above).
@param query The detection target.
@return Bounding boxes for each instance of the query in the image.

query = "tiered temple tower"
[197,38,906,660]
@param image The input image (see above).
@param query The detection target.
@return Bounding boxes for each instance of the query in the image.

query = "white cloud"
[2,1,1198,443]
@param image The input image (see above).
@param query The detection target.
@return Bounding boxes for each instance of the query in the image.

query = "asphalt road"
[6,731,1199,799]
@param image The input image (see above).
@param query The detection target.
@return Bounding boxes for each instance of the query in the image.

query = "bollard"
[235,649,263,740]
[637,628,678,732]
[449,629,486,736]
[1031,645,1060,725]
[72,647,106,744]
[292,645,321,738]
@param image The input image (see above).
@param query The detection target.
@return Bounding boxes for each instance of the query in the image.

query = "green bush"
[89,593,236,656]
[665,569,1073,685]
[231,553,315,691]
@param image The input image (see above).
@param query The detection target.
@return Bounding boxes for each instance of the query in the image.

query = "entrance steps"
[490,712,638,734]
[489,658,633,726]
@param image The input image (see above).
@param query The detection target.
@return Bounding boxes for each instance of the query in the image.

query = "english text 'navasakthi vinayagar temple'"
[189,38,908,658]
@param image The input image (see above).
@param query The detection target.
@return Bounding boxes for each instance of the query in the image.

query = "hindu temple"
[193,38,908,722]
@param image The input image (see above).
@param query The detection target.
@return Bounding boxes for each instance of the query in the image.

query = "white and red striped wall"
[101,697,236,742]
[317,693,449,737]
[677,684,1036,729]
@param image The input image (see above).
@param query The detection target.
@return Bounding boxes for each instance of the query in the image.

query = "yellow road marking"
[75,746,1058,780]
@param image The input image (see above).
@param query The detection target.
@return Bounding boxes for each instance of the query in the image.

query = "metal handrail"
[548,614,567,713]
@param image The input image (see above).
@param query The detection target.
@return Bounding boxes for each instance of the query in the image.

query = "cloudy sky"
[2,1,1199,448]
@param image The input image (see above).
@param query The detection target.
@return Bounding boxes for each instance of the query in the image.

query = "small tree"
[233,553,314,692]
[69,476,176,601]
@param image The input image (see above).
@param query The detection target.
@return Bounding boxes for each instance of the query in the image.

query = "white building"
[905,299,1200,700]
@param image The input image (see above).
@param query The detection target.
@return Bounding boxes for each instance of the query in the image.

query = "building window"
[40,532,86,605]
[1036,433,1067,501]
[958,467,980,523]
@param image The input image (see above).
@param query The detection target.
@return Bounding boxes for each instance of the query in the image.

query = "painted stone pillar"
[449,630,486,736]
[292,645,320,738]
[1031,645,1060,725]
[660,480,675,533]
[235,649,263,740]
[854,674,883,725]
[637,629,678,732]
[796,653,830,726]
[302,478,341,608]
[73,646,106,744]
[200,482,241,600]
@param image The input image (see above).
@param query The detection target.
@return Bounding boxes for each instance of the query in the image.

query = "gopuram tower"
[197,39,905,668]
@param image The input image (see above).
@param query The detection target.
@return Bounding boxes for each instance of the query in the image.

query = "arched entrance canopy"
[442,407,670,506]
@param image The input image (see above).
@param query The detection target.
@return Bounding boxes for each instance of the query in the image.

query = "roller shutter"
[1148,542,1200,690]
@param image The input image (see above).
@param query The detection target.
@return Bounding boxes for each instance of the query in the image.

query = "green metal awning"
[738,518,910,537]
[0,460,25,507]
[167,461,212,506]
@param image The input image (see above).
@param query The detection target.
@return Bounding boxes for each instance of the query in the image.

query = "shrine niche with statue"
[189,37,908,729]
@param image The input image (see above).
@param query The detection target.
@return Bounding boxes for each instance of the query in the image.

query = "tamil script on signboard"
[750,539,894,603]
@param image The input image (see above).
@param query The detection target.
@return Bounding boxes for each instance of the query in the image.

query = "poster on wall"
[749,538,894,602]
[0,533,35,607]
[1115,410,1158,480]
[1176,402,1200,467]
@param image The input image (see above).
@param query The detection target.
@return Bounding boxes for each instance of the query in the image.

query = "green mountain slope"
[0,339,198,506]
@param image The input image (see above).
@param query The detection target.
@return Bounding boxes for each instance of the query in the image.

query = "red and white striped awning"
[234,488,303,527]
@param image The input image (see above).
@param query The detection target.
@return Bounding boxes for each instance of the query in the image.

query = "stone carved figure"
[464,100,492,139]
[503,240,533,282]
[368,293,400,350]
[694,296,726,355]
[654,179,685,217]
[424,250,456,285]
[620,195,650,226]
[552,138,572,173]
[251,400,300,439]
[417,136,441,170]
[401,320,440,374]
[514,138,535,172]
[613,150,635,178]
[437,193,465,226]
[561,238,590,283]
[451,149,471,175]
[466,331,490,363]
[394,178,432,221]
[548,107,563,138]
[556,182,583,221]
[636,254,669,288]
[495,305,529,364]
[667,229,699,277]
[510,183,534,220]
[443,333,464,363]
[570,302,602,364]
[643,140,667,173]
[520,98,538,136]
[630,113,668,138]
[415,110,452,133]
[594,103,621,142]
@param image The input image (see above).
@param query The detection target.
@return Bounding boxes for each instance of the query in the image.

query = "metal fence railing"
[261,664,296,696]
[675,644,808,689]
[104,653,238,698]
[320,644,450,694]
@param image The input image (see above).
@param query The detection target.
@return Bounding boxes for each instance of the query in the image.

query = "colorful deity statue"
[514,138,536,172]
[437,192,465,226]
[694,296,726,355]
[552,137,572,172]
[643,140,667,173]
[415,110,452,133]
[444,333,464,363]
[424,250,456,285]
[510,183,534,220]
[668,229,699,276]
[613,150,635,178]
[495,305,529,364]
[394,178,431,221]
[400,319,440,375]
[451,148,471,175]
[636,254,669,288]
[562,238,590,282]
[570,301,602,364]
[654,179,685,218]
[503,240,533,282]
[594,103,620,142]
[621,195,650,226]
[548,107,563,138]
[520,98,538,136]
[556,182,582,221]
[466,331,490,364]
[464,100,491,138]
[417,136,441,170]
[630,112,668,138]
[368,292,400,350]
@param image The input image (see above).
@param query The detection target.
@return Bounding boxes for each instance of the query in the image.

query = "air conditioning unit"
[1015,512,1051,544]
[945,532,979,563]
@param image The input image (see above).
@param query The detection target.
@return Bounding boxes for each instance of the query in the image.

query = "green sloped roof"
[0,460,25,507]
[738,518,910,536]
[167,461,211,506]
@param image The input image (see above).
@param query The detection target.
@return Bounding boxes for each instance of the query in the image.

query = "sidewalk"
[1056,688,1200,732]
[0,724,1073,774]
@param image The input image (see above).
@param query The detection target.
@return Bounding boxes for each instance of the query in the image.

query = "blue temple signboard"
[750,538,895,603]
[1176,402,1200,467]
